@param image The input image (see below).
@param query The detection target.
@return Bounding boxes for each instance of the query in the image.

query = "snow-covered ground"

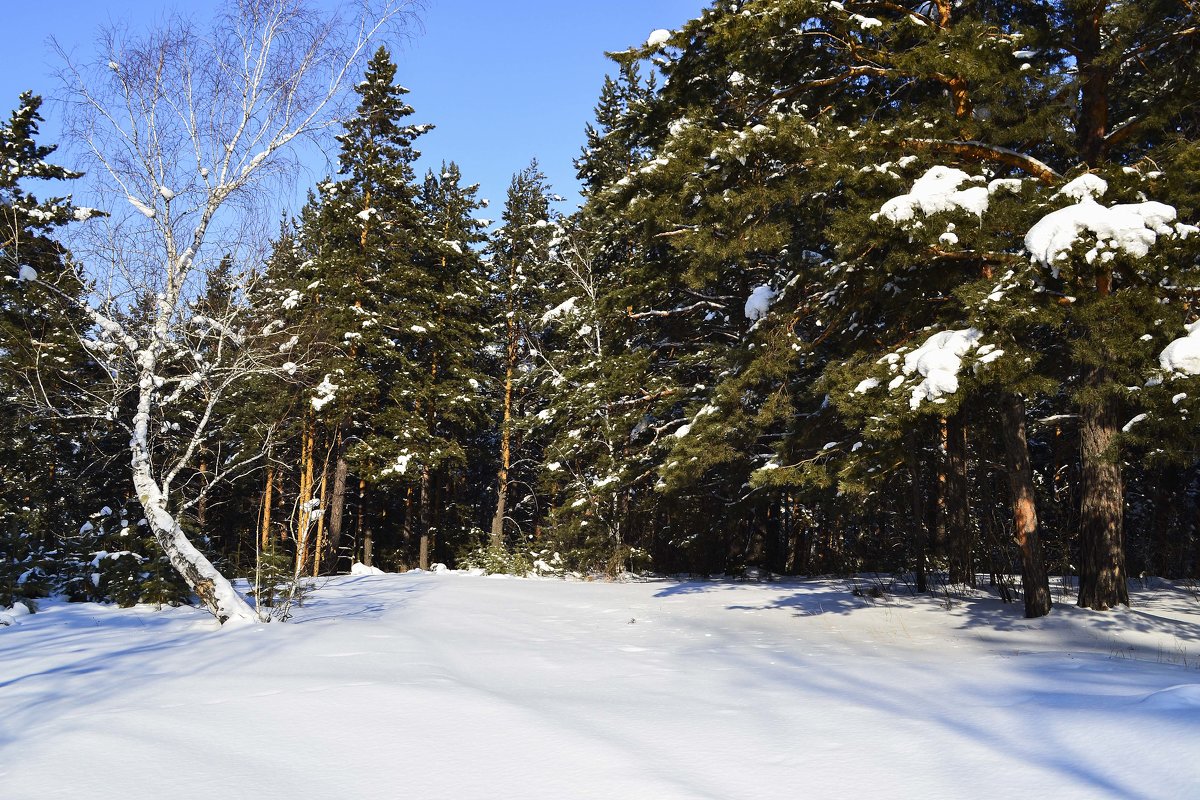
[3,573,1199,799]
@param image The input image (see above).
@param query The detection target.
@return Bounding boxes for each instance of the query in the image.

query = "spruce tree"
[411,162,492,565]
[0,93,114,607]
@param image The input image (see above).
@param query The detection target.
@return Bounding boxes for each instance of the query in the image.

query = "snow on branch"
[629,300,728,320]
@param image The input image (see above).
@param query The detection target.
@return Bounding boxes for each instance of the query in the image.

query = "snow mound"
[1025,198,1180,266]
[0,602,29,626]
[744,284,776,321]
[17,264,37,282]
[877,166,989,224]
[349,562,385,576]
[1159,321,1200,375]
[902,328,984,410]
[1140,684,1200,710]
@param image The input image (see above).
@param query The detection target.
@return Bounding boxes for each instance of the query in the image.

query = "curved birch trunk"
[132,380,257,625]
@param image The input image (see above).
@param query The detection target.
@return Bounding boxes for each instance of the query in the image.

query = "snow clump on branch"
[901,328,985,410]
[1024,198,1193,267]
[1160,322,1200,376]
[646,29,672,48]
[744,285,776,321]
[875,166,989,224]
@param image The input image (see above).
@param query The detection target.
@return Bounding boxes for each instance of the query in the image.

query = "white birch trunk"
[131,354,257,623]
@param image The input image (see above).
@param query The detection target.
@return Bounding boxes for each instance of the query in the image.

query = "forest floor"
[2,571,1199,798]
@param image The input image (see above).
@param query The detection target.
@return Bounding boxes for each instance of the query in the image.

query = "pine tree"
[486,162,558,550]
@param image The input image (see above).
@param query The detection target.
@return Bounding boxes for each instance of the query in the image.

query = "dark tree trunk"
[402,486,414,544]
[359,478,373,568]
[1078,380,1129,610]
[327,433,349,563]
[945,409,974,587]
[1074,1,1109,166]
[1149,465,1181,578]
[904,430,929,593]
[419,467,433,570]
[999,393,1052,618]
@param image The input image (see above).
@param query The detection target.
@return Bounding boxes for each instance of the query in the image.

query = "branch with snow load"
[1160,322,1200,377]
[853,329,1004,411]
[1024,176,1197,269]
[873,165,1024,224]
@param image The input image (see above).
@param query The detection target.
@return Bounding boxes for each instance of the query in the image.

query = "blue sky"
[1,0,701,214]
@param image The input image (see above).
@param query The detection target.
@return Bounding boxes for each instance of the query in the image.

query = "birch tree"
[35,0,417,623]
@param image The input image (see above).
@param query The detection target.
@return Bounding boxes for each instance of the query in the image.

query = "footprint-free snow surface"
[3,573,1200,798]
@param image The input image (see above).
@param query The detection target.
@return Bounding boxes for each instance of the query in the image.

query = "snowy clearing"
[3,574,1200,798]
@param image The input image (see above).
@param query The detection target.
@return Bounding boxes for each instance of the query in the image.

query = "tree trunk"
[401,486,414,545]
[490,320,516,548]
[327,435,349,566]
[359,477,373,568]
[295,418,316,571]
[197,457,209,532]
[1075,1,1109,166]
[1077,379,1129,610]
[312,460,330,577]
[904,431,929,593]
[259,465,275,551]
[945,409,974,587]
[1149,465,1180,578]
[131,385,255,624]
[419,467,433,569]
[999,393,1052,618]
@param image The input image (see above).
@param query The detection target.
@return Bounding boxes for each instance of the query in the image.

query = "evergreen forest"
[5,0,1200,625]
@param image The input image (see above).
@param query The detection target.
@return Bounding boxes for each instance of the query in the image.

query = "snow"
[852,377,880,394]
[2,574,1200,798]
[902,328,984,410]
[1122,413,1149,433]
[744,284,776,321]
[1159,321,1200,375]
[541,296,579,323]
[877,166,989,224]
[349,562,384,576]
[1057,173,1108,202]
[646,29,672,48]
[311,374,338,411]
[1025,197,1183,267]
[126,195,156,219]
[17,264,37,282]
